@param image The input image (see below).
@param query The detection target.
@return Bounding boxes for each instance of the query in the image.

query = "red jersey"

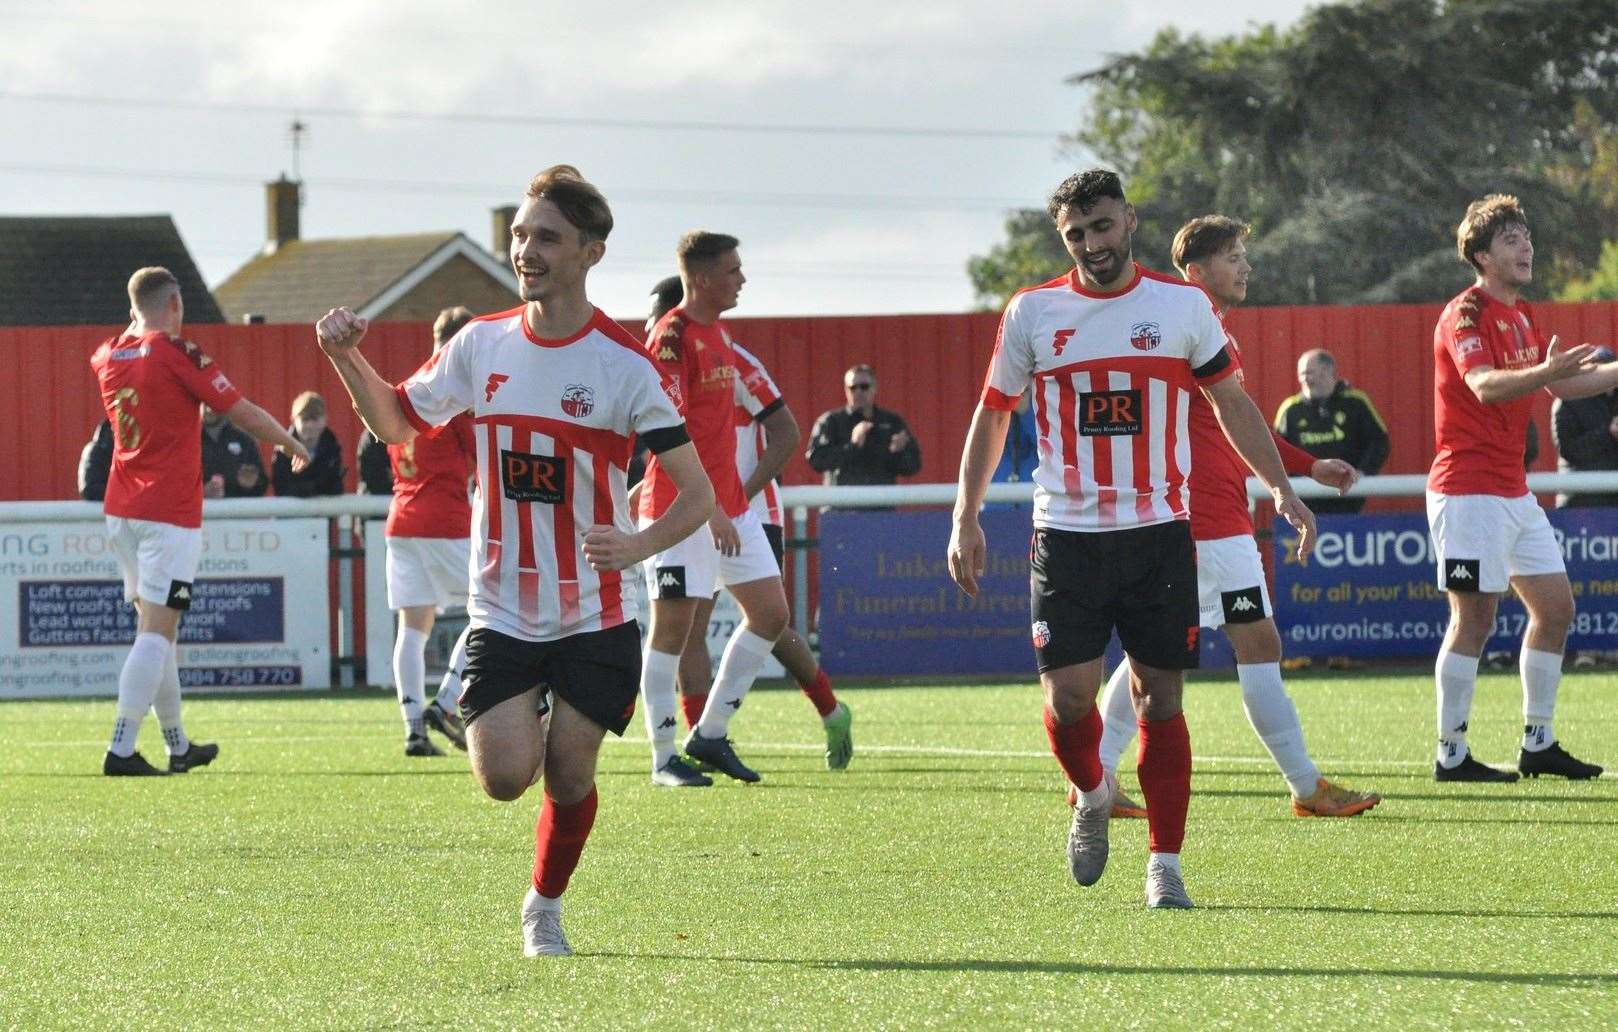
[1187,327,1317,541]
[982,265,1236,531]
[385,411,476,538]
[1429,285,1541,497]
[638,308,748,521]
[90,331,242,529]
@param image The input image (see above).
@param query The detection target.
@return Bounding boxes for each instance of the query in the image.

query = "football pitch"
[2,671,1614,1030]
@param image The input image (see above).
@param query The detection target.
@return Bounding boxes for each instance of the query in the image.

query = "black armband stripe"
[641,424,691,454]
[752,398,785,423]
[1192,347,1233,381]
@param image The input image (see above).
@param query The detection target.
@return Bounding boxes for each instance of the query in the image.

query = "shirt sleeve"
[169,337,243,411]
[731,342,782,418]
[1188,298,1237,385]
[627,355,686,440]
[981,291,1037,410]
[396,333,476,432]
[1441,297,1493,373]
[645,315,691,418]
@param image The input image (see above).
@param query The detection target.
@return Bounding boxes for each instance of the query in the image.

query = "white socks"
[394,626,429,737]
[1520,647,1561,752]
[1148,851,1181,875]
[434,625,470,712]
[1237,663,1319,798]
[640,647,681,767]
[110,632,169,757]
[152,644,189,757]
[1435,648,1480,768]
[1097,661,1136,775]
[697,629,775,739]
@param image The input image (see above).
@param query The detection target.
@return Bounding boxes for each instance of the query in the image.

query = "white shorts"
[106,516,202,608]
[640,507,780,601]
[1195,534,1272,629]
[1426,492,1565,594]
[386,536,471,611]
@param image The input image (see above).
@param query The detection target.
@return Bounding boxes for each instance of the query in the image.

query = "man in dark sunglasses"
[806,364,922,488]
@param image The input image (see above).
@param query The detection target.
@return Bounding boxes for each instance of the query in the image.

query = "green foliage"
[4,679,1616,1028]
[971,0,1618,308]
[966,210,1069,308]
[1559,240,1618,301]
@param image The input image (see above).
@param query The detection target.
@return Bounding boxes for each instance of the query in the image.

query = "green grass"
[2,671,1615,1030]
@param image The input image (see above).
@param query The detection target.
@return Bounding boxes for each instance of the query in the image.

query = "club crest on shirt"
[1129,321,1161,352]
[1031,620,1052,649]
[560,384,595,418]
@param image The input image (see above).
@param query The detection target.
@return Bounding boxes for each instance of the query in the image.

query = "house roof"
[213,231,517,324]
[0,215,224,326]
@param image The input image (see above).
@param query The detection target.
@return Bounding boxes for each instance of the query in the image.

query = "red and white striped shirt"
[396,306,684,642]
[731,341,785,527]
[981,265,1235,532]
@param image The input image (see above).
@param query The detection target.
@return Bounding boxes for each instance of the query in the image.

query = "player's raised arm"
[315,306,417,444]
[583,440,713,572]
[948,402,1012,598]
[223,398,311,472]
[1464,334,1599,404]
[1203,375,1316,559]
[1544,344,1618,400]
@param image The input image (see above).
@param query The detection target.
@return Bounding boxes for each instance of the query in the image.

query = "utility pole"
[289,117,308,182]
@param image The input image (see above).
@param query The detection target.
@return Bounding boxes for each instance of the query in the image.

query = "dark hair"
[1172,215,1250,274]
[676,231,740,273]
[524,164,614,243]
[1046,169,1126,220]
[1457,194,1528,273]
[649,275,683,323]
[432,305,474,345]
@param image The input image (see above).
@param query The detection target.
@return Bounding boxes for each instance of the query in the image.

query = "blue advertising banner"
[1272,509,1618,658]
[819,508,1033,676]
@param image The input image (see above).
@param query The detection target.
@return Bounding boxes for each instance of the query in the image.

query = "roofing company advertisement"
[1,518,330,698]
[1271,509,1618,658]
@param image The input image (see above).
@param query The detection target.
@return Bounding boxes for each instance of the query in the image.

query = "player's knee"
[745,609,788,642]
[478,773,529,802]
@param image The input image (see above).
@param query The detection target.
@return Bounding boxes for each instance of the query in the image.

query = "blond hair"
[127,266,179,313]
[291,391,326,420]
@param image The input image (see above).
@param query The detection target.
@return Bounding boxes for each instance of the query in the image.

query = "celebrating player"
[636,235,790,786]
[93,266,310,776]
[1090,215,1380,818]
[1429,195,1609,782]
[314,166,714,957]
[383,306,479,757]
[948,170,1315,909]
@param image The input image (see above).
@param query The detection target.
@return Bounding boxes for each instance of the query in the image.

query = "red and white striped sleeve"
[982,290,1037,411]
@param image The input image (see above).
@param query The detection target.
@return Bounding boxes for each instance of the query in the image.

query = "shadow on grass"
[586,952,1616,986]
[1196,903,1618,921]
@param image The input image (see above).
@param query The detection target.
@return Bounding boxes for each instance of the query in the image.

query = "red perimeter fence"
[7,300,1618,503]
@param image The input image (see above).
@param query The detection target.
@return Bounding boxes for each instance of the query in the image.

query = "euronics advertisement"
[1272,510,1618,658]
[1,519,330,698]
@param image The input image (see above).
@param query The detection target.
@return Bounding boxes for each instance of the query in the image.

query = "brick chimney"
[265,176,301,253]
[491,205,518,258]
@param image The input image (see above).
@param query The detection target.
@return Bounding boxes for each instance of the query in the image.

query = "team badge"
[560,384,595,418]
[663,376,684,410]
[1128,321,1162,352]
[1031,620,1052,649]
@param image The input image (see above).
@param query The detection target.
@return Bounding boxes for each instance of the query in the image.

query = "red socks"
[1044,704,1102,792]
[679,692,707,730]
[532,786,599,898]
[1136,713,1191,854]
[801,669,838,718]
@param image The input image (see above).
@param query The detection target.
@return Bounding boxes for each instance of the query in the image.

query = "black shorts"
[460,621,642,735]
[763,523,784,571]
[1030,521,1200,673]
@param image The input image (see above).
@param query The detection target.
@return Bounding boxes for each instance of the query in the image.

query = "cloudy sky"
[2,0,1317,317]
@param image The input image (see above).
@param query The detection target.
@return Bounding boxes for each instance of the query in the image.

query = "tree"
[1559,241,1618,302]
[968,0,1618,309]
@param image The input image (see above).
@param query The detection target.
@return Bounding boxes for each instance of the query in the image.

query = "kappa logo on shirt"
[485,373,510,403]
[560,384,595,418]
[499,450,568,504]
[1443,559,1480,592]
[1129,321,1162,352]
[1078,389,1141,436]
[1221,587,1265,624]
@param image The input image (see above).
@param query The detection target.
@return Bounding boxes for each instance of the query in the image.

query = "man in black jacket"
[1273,349,1390,514]
[78,419,113,501]
[806,364,921,487]
[1551,347,1618,508]
[201,405,269,498]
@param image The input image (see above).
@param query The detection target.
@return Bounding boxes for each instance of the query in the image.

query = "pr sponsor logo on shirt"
[1129,321,1162,352]
[560,384,595,418]
[1078,389,1142,436]
[499,449,568,504]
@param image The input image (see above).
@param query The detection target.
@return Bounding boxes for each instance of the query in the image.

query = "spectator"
[78,419,113,502]
[1272,348,1390,513]
[272,391,346,497]
[200,404,269,498]
[1550,346,1618,508]
[356,430,393,495]
[991,392,1038,484]
[806,363,921,487]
